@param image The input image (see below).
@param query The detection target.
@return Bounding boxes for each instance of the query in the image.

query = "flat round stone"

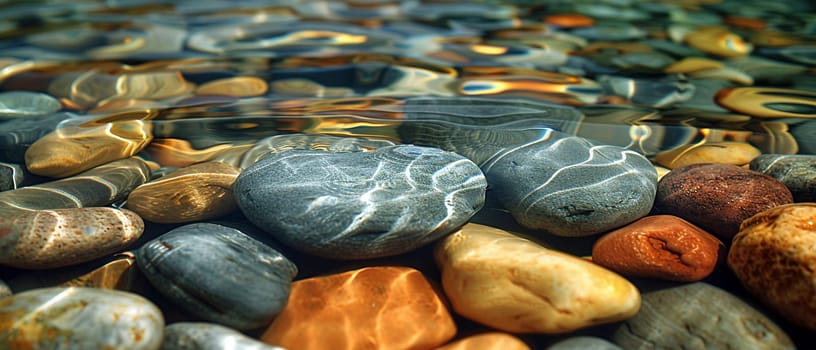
[195,76,269,97]
[261,266,456,350]
[0,91,62,119]
[684,26,752,57]
[0,287,164,350]
[137,223,297,330]
[239,134,395,169]
[162,322,284,350]
[547,337,622,350]
[613,283,794,349]
[729,204,816,331]
[654,141,761,169]
[435,223,640,334]
[235,144,487,259]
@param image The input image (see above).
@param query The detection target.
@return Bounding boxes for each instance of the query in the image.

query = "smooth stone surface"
[547,336,622,350]
[261,266,456,350]
[0,113,68,163]
[0,278,9,298]
[0,91,62,118]
[0,162,22,191]
[60,252,137,290]
[25,120,153,178]
[482,131,657,237]
[434,223,640,334]
[235,144,487,259]
[654,141,761,169]
[613,282,794,349]
[750,154,816,202]
[126,161,240,223]
[715,87,816,119]
[435,332,530,350]
[0,207,144,269]
[195,76,269,97]
[0,287,164,350]
[592,215,721,282]
[162,322,284,350]
[684,26,752,57]
[138,223,297,330]
[654,163,793,239]
[239,134,395,169]
[729,204,816,331]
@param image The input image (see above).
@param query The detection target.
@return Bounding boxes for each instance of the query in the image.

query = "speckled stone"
[0,207,144,269]
[162,323,284,350]
[613,283,794,349]
[0,162,21,191]
[547,337,622,350]
[235,144,486,259]
[482,131,657,237]
[435,333,530,350]
[126,161,240,223]
[261,266,456,350]
[435,223,640,334]
[750,154,816,202]
[729,204,816,331]
[0,287,164,350]
[138,223,297,330]
[654,141,761,169]
[592,215,722,282]
[654,163,793,239]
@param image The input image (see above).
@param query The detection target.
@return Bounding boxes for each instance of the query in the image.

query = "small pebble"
[592,215,721,281]
[654,141,761,169]
[436,332,530,350]
[138,223,297,330]
[0,287,164,350]
[729,203,816,331]
[434,223,640,334]
[195,76,269,97]
[60,252,137,290]
[750,154,816,202]
[684,26,752,57]
[261,266,456,350]
[0,91,62,118]
[653,163,793,239]
[0,162,22,191]
[613,282,794,349]
[547,336,622,350]
[162,322,284,350]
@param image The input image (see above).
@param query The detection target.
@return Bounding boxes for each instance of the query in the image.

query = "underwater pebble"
[750,154,816,202]
[547,336,622,350]
[162,322,284,350]
[436,332,530,350]
[0,91,62,118]
[654,141,761,169]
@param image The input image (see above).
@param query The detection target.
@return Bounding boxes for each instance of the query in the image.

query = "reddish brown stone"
[261,266,456,350]
[592,215,722,281]
[653,163,793,240]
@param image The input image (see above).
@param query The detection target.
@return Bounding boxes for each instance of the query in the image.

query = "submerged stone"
[750,154,816,202]
[0,91,62,118]
[162,322,284,350]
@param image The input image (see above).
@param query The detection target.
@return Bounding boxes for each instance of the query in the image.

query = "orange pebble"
[544,14,594,28]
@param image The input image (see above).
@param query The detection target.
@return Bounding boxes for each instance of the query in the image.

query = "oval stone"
[137,223,297,330]
[234,144,487,259]
[613,283,794,349]
[729,204,816,331]
[239,134,395,169]
[434,223,640,334]
[482,131,657,237]
[0,287,164,350]
[261,266,456,350]
[436,333,530,350]
[0,91,62,119]
[126,161,240,223]
[654,141,761,169]
[654,163,793,239]
[547,337,622,350]
[592,215,722,282]
[195,76,269,97]
[162,323,284,350]
[750,154,816,202]
[0,207,144,269]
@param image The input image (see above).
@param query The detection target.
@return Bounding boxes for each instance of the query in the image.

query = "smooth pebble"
[162,322,284,350]
[750,154,816,202]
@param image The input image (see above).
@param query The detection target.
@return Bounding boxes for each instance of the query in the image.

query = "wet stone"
[0,91,62,118]
[234,144,487,260]
[435,332,530,350]
[592,215,721,282]
[613,282,794,350]
[654,141,761,169]
[0,112,68,163]
[162,322,284,350]
[482,131,657,237]
[0,162,22,191]
[61,252,138,290]
[195,76,269,97]
[547,337,622,350]
[750,154,816,202]
[261,266,456,350]
[729,204,816,331]
[434,223,640,334]
[653,163,793,240]
[239,134,395,169]
[137,223,297,330]
[0,287,164,350]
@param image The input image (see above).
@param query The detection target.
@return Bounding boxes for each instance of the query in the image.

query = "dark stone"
[750,154,816,202]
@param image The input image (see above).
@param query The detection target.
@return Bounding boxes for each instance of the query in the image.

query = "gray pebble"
[235,144,487,259]
[0,91,62,119]
[138,223,297,330]
[750,154,816,202]
[162,322,284,350]
[548,336,621,350]
[0,162,22,191]
[239,134,395,169]
[613,282,794,350]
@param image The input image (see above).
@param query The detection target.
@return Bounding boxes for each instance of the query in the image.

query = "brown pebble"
[592,215,722,281]
[653,141,760,169]
[435,332,530,350]
[728,203,816,331]
[654,163,793,240]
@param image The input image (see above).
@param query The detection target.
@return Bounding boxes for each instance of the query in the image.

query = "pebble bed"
[1,0,815,349]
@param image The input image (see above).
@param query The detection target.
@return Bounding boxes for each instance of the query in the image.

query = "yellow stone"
[435,333,530,350]
[653,141,761,169]
[684,26,752,57]
[664,57,724,74]
[126,161,240,224]
[60,252,138,290]
[434,223,640,334]
[195,76,269,97]
[716,87,816,119]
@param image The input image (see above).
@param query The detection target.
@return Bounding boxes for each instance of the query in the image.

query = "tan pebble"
[435,333,530,350]
[0,208,143,269]
[664,57,724,73]
[592,215,722,282]
[684,26,752,57]
[25,120,153,178]
[434,223,640,334]
[728,203,816,331]
[655,165,670,181]
[716,87,816,119]
[196,76,269,97]
[654,141,761,169]
[60,252,137,290]
[126,161,240,224]
[261,266,456,350]
[142,138,241,168]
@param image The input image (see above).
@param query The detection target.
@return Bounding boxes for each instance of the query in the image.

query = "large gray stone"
[750,154,816,202]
